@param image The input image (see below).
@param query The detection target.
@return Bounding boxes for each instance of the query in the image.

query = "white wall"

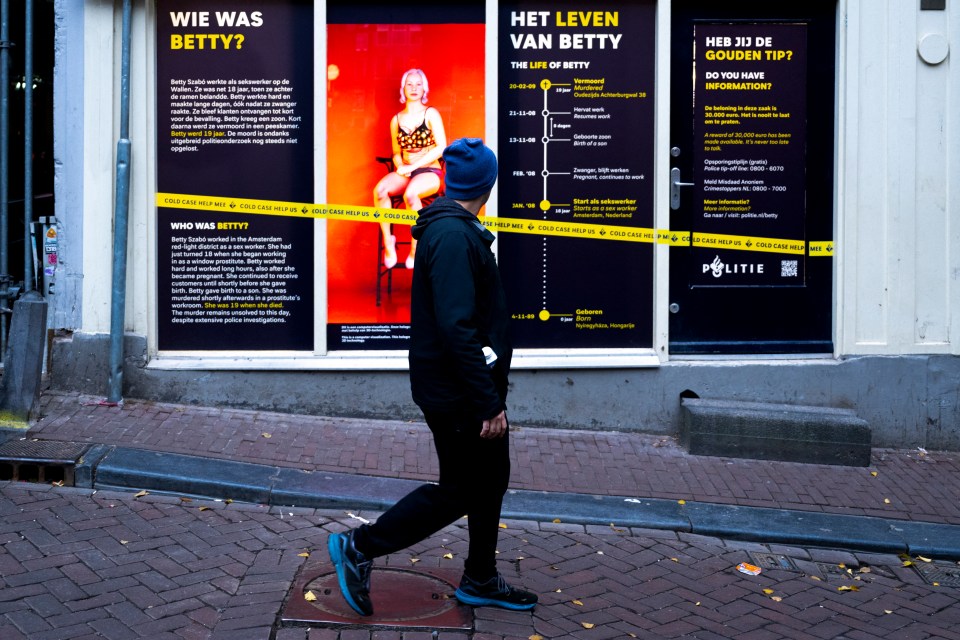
[79,0,116,334]
[51,0,85,330]
[839,0,959,355]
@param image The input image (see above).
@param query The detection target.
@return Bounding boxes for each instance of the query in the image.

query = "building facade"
[50,1,960,448]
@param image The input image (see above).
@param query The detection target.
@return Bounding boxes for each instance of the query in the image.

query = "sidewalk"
[22,390,960,554]
[0,389,958,639]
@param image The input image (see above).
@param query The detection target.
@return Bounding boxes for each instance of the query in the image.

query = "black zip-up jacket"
[408,197,512,421]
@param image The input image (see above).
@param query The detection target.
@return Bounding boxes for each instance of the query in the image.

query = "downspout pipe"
[0,0,10,352]
[107,0,132,403]
[24,0,33,291]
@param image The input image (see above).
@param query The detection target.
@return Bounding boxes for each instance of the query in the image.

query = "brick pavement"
[2,483,959,640]
[29,391,960,525]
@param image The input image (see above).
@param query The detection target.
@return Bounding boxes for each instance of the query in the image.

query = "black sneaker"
[327,530,374,616]
[455,573,538,611]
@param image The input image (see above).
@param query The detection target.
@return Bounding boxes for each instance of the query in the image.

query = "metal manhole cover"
[283,559,471,630]
[0,440,89,462]
[914,561,960,587]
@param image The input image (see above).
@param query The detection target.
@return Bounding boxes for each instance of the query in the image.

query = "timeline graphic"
[497,1,656,349]
[508,78,649,322]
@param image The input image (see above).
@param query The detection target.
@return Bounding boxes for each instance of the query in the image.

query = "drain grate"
[748,554,956,586]
[0,440,90,486]
[914,561,960,587]
[749,552,800,572]
[814,561,866,582]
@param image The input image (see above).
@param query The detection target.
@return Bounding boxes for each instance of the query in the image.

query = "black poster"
[692,23,808,286]
[498,1,656,349]
[156,0,314,351]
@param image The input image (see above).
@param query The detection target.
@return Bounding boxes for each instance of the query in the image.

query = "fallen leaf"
[763,589,775,595]
[552,518,562,524]
[870,471,878,477]
[597,551,604,555]
[410,558,420,564]
[304,591,317,602]
[261,432,272,438]
[838,563,847,569]
[134,490,148,498]
[884,498,891,504]
[670,557,679,563]
[810,575,822,581]
[443,553,454,559]
[859,567,872,574]
[695,601,701,606]
[837,585,860,592]
[298,552,310,558]
[120,540,129,545]
[771,596,783,602]
[917,556,932,563]
[581,622,595,629]
[179,497,192,503]
[499,523,508,529]
[52,480,64,487]
[884,610,893,614]
[199,506,211,511]
[529,636,543,640]
[224,499,233,504]
[610,523,625,533]
[677,499,686,505]
[572,599,584,606]
[933,582,940,587]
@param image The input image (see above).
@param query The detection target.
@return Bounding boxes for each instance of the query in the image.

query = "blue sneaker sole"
[454,587,537,611]
[327,533,371,616]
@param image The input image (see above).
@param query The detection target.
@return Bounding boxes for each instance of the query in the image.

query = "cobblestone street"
[3,481,958,639]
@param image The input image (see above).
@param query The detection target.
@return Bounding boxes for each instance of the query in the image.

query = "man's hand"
[480,410,508,439]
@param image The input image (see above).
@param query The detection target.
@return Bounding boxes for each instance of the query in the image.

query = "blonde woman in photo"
[373,68,447,269]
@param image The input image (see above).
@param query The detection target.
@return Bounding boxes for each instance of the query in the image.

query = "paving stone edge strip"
[82,446,960,560]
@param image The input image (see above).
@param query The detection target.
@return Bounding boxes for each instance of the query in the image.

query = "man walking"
[327,138,537,616]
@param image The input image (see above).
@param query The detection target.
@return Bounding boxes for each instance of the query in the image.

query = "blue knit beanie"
[442,138,498,201]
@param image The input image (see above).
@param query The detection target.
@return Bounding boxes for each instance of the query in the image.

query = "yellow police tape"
[156,192,833,256]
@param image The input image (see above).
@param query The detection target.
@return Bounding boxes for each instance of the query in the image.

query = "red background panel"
[326,23,485,323]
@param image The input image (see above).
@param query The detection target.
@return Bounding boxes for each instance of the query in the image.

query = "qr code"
[781,260,798,277]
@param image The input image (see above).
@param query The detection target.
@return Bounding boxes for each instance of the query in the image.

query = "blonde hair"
[399,68,429,104]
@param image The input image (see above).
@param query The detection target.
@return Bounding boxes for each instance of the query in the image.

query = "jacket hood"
[411,196,495,245]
